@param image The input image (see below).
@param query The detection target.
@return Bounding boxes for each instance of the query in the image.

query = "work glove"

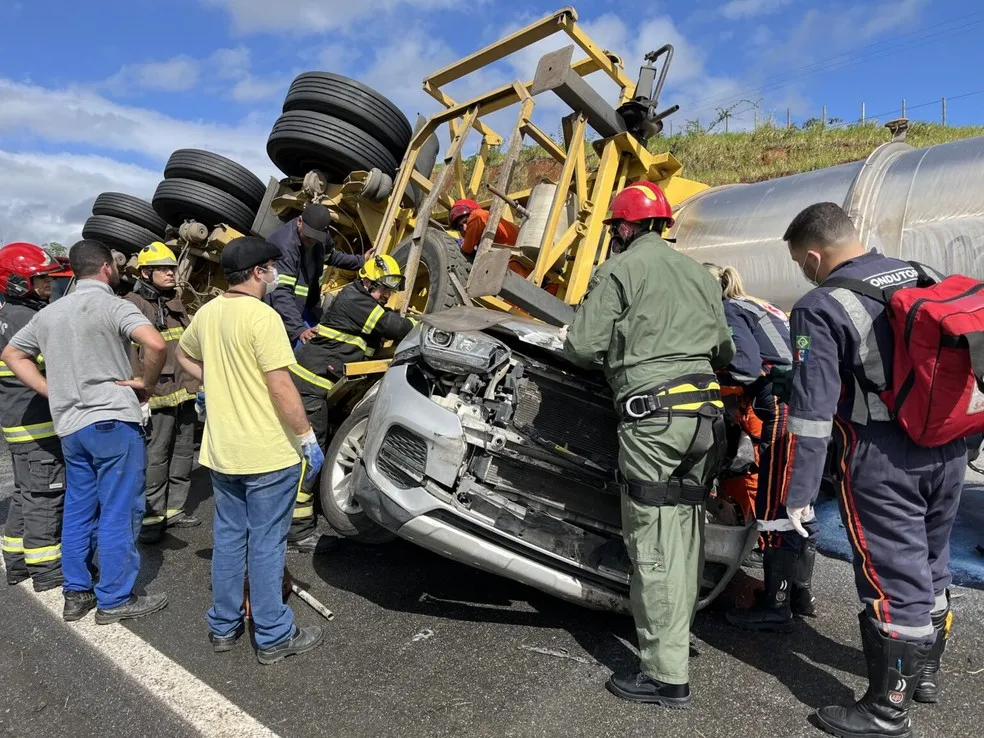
[299,428,325,484]
[140,403,152,427]
[787,504,816,538]
[195,391,206,423]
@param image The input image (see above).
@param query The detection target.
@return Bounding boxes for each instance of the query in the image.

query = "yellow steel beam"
[468,139,491,199]
[409,168,454,211]
[344,359,392,377]
[522,120,568,164]
[560,14,634,102]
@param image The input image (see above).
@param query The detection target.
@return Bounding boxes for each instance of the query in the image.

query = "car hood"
[420,306,567,357]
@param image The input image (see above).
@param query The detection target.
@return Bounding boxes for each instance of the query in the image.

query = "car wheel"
[266,110,400,181]
[81,215,162,255]
[282,72,412,161]
[91,193,168,237]
[163,149,267,212]
[152,178,256,235]
[320,402,395,544]
[390,228,471,314]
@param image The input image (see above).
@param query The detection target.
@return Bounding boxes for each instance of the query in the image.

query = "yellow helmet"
[359,254,404,290]
[137,241,178,269]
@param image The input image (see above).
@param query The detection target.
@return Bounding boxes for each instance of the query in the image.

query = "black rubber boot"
[815,613,930,738]
[605,671,692,708]
[726,546,796,632]
[792,537,817,617]
[913,595,951,704]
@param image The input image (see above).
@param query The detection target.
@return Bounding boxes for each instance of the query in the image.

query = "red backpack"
[826,263,984,447]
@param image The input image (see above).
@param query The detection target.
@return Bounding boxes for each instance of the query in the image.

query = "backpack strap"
[965,332,984,392]
[906,260,942,287]
[822,277,889,304]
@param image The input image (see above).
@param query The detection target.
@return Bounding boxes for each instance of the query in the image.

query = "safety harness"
[618,374,725,507]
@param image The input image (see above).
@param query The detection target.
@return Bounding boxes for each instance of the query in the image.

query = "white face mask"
[798,252,822,286]
[260,267,279,296]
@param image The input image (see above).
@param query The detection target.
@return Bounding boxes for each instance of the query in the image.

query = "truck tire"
[282,72,412,160]
[390,229,471,314]
[163,149,266,212]
[91,193,168,237]
[152,178,256,235]
[320,402,394,544]
[81,215,161,255]
[267,110,400,181]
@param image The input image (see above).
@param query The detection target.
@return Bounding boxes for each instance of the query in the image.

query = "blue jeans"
[61,420,146,609]
[207,465,300,649]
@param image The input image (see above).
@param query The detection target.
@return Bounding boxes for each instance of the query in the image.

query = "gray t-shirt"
[10,279,152,437]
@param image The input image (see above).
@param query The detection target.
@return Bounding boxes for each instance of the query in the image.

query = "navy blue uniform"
[263,217,363,344]
[720,298,802,550]
[783,250,964,641]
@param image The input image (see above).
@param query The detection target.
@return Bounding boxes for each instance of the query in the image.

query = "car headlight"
[413,327,510,375]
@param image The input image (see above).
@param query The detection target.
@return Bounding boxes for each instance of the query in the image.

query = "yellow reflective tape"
[143,516,166,525]
[165,509,184,518]
[296,490,313,504]
[0,361,13,377]
[2,421,58,443]
[293,506,314,518]
[288,364,336,392]
[278,274,297,286]
[653,382,725,412]
[294,285,310,297]
[315,325,369,353]
[24,544,61,564]
[160,327,185,341]
[148,388,195,410]
[2,536,24,553]
[362,305,385,335]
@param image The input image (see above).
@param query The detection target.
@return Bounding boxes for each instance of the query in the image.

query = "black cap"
[299,203,332,244]
[220,236,281,274]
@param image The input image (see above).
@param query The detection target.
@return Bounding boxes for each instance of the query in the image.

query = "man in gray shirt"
[2,240,170,623]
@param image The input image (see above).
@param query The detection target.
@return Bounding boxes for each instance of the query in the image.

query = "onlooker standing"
[1,240,169,623]
[177,236,325,664]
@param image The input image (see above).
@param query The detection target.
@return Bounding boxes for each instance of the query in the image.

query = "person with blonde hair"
[704,263,818,632]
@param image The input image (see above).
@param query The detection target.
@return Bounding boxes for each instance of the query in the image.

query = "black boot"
[815,613,930,738]
[605,671,692,708]
[63,590,97,621]
[726,546,796,632]
[913,595,951,704]
[792,537,817,617]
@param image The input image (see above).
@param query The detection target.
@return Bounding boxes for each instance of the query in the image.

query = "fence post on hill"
[786,108,791,129]
[902,98,906,118]
[942,97,947,126]
[861,101,865,125]
[822,105,827,130]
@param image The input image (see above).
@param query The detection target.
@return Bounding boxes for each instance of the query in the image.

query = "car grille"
[376,426,427,489]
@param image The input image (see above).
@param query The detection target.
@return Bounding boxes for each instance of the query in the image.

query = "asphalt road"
[1,446,983,738]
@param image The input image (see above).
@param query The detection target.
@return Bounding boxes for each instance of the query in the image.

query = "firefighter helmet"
[449,199,480,227]
[137,241,178,269]
[359,254,405,290]
[603,182,674,227]
[0,242,61,299]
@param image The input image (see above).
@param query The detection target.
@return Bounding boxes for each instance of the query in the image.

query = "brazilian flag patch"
[794,335,811,350]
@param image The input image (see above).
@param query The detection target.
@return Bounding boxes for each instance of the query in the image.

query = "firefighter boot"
[726,546,795,632]
[815,613,930,738]
[913,597,952,704]
[792,537,817,617]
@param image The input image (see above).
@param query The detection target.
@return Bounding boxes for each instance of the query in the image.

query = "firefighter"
[0,242,66,591]
[287,254,417,552]
[564,182,735,708]
[780,203,962,737]
[265,203,368,346]
[125,242,200,544]
[703,263,820,632]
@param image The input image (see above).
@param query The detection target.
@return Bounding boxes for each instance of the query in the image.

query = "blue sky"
[0,0,980,244]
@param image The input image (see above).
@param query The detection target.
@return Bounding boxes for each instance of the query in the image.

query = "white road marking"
[4,562,279,738]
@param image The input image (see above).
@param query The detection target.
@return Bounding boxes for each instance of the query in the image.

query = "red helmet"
[449,199,480,226]
[603,182,674,228]
[0,242,61,299]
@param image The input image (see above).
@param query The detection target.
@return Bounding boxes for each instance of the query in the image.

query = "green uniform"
[564,232,734,685]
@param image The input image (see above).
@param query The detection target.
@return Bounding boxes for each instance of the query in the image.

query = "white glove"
[787,504,816,538]
[558,325,570,343]
[140,403,152,426]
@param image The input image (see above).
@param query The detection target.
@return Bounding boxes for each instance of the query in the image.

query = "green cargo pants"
[618,415,717,685]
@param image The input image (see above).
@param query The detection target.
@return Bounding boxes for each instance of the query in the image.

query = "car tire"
[282,72,412,160]
[91,193,168,237]
[320,402,395,544]
[391,228,471,314]
[163,149,266,212]
[267,110,400,181]
[81,215,162,256]
[152,178,256,235]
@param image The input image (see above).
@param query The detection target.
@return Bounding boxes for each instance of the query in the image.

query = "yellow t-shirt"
[179,294,301,475]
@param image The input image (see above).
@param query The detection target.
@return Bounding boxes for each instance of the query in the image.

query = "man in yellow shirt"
[177,237,325,665]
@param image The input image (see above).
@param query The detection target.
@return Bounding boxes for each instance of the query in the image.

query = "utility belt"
[618,374,725,508]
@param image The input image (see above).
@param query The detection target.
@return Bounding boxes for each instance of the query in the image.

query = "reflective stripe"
[2,536,24,553]
[756,519,797,532]
[2,421,58,443]
[143,516,166,526]
[644,381,724,412]
[0,361,13,378]
[0,356,45,377]
[165,509,184,519]
[294,285,310,298]
[160,327,185,342]
[288,364,336,392]
[830,288,886,388]
[872,617,935,640]
[362,305,385,335]
[149,388,195,410]
[293,506,314,518]
[933,593,949,614]
[734,299,793,363]
[278,274,297,287]
[24,544,61,564]
[789,416,833,438]
[296,490,313,504]
[314,325,375,356]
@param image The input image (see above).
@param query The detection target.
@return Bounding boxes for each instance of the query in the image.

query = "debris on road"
[411,628,435,643]
[290,583,334,621]
[517,645,598,666]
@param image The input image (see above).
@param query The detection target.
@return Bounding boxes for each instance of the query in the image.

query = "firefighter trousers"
[289,387,331,542]
[2,438,66,590]
[831,418,965,642]
[617,415,716,685]
[142,401,196,535]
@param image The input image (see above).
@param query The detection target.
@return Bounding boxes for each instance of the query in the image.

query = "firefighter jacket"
[0,298,56,444]
[563,232,735,404]
[291,280,418,396]
[782,249,946,509]
[264,217,364,344]
[720,297,793,386]
[125,282,197,409]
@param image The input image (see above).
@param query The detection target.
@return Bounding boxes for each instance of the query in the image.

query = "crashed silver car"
[324,307,756,612]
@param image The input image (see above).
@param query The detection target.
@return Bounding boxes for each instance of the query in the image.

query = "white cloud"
[204,0,462,34]
[720,0,792,20]
[104,56,201,95]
